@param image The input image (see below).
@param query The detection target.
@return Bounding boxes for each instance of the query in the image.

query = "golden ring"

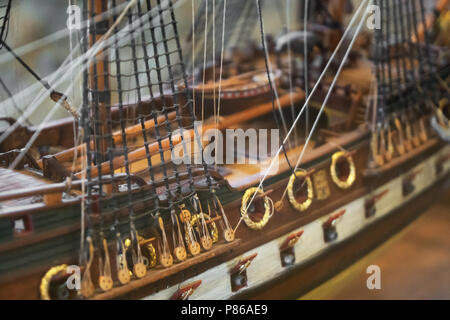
[330,151,356,189]
[240,187,272,230]
[287,170,314,212]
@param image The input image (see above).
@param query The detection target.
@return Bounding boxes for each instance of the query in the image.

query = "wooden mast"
[88,0,110,164]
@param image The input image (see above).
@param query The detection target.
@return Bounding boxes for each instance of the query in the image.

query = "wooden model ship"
[0,0,448,300]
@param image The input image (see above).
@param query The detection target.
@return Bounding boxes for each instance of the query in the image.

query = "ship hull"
[139,145,450,300]
[0,131,447,300]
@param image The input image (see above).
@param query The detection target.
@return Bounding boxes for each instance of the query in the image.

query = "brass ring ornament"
[287,171,314,212]
[40,264,68,300]
[330,151,356,189]
[240,187,273,231]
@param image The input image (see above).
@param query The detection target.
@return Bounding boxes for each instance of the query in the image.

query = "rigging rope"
[277,0,372,206]
[242,0,371,216]
[215,0,227,170]
[304,0,309,137]
[2,0,174,169]
[201,0,208,123]
[285,0,298,147]
[256,0,294,173]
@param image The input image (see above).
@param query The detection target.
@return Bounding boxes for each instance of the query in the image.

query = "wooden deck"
[0,167,52,209]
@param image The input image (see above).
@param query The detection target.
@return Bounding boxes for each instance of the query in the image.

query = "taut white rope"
[216,0,228,168]
[278,0,372,204]
[201,0,209,123]
[242,0,371,215]
[304,0,309,137]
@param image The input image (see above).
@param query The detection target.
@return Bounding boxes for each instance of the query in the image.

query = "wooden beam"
[37,111,177,167]
[76,90,305,178]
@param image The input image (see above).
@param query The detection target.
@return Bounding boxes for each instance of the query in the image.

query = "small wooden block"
[133,263,147,278]
[117,269,130,285]
[80,281,95,298]
[188,242,201,256]
[160,254,173,268]
[201,236,213,251]
[223,229,235,243]
[99,276,113,292]
[174,247,187,262]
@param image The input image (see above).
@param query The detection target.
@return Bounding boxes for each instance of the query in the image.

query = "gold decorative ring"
[330,151,356,189]
[287,170,314,212]
[40,264,68,300]
[240,187,273,230]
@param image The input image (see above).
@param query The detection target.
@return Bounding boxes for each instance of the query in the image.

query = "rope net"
[78,0,213,243]
[372,0,439,120]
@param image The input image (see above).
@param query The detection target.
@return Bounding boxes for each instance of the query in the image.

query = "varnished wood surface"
[301,190,450,300]
[0,167,51,208]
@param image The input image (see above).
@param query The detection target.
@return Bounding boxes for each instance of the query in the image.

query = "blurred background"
[0,0,435,125]
[0,0,303,126]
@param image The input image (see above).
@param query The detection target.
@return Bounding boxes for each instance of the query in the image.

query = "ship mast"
[88,0,110,164]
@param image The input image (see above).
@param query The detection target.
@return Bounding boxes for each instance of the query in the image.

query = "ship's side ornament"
[312,169,331,200]
[365,189,389,218]
[431,98,450,142]
[240,187,274,230]
[230,254,258,292]
[330,151,356,189]
[323,209,346,243]
[402,167,423,197]
[40,264,69,300]
[287,170,314,212]
[136,235,157,269]
[435,153,450,176]
[280,230,304,267]
[170,280,202,300]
